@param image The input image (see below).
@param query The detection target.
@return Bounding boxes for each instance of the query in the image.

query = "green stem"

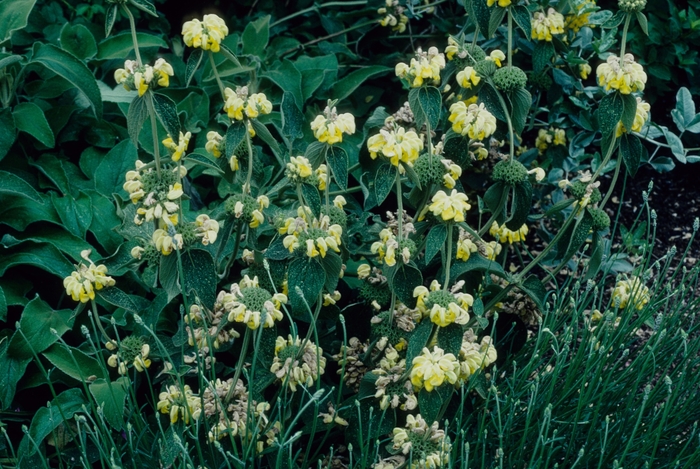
[270,1,368,27]
[478,188,508,237]
[225,328,251,402]
[175,249,190,314]
[90,299,112,343]
[396,167,404,239]
[493,84,516,160]
[324,144,331,212]
[244,120,254,193]
[208,51,226,100]
[280,21,376,56]
[600,157,622,208]
[507,7,513,68]
[444,223,453,285]
[145,93,162,178]
[619,13,631,59]
[122,5,142,66]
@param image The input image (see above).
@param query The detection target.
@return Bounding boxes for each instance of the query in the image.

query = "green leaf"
[281,92,303,142]
[105,5,118,37]
[320,251,342,292]
[0,287,6,322]
[635,11,648,35]
[127,95,148,147]
[266,237,292,261]
[0,0,36,42]
[488,5,507,38]
[94,139,138,197]
[598,92,623,136]
[326,145,348,191]
[584,232,605,281]
[242,15,270,56]
[0,243,74,277]
[417,384,453,424]
[32,43,102,118]
[225,120,246,159]
[389,263,423,307]
[152,92,181,140]
[288,257,325,315]
[557,210,593,261]
[305,141,326,167]
[674,87,695,129]
[0,340,31,409]
[533,41,554,73]
[619,133,642,176]
[250,119,283,161]
[406,319,433,370]
[263,60,303,109]
[0,170,42,203]
[437,323,464,356]
[8,297,74,361]
[90,377,129,430]
[479,83,506,122]
[601,10,626,28]
[129,0,157,17]
[330,65,391,102]
[471,0,491,39]
[483,181,507,215]
[620,93,638,133]
[510,87,531,136]
[60,23,97,60]
[85,190,122,251]
[185,49,203,87]
[51,192,93,238]
[29,154,69,195]
[409,86,441,130]
[43,343,105,382]
[97,32,167,60]
[519,275,547,313]
[301,183,322,219]
[181,249,217,307]
[13,102,55,147]
[22,389,88,456]
[0,108,16,161]
[449,255,507,283]
[374,163,395,205]
[97,286,139,313]
[663,128,685,163]
[188,152,225,175]
[159,253,179,303]
[511,5,532,38]
[425,224,447,265]
[506,180,532,230]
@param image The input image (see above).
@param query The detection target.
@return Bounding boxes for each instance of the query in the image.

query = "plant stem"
[122,5,142,66]
[444,223,453,285]
[396,167,404,239]
[271,1,368,27]
[324,144,331,212]
[507,7,513,68]
[600,157,622,208]
[493,84,516,160]
[244,121,254,193]
[280,21,376,56]
[145,93,162,177]
[225,328,251,402]
[208,51,226,100]
[619,14,631,59]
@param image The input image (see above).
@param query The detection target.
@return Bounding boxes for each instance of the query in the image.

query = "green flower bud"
[473,59,497,79]
[413,153,446,187]
[619,0,646,12]
[492,160,528,185]
[569,181,602,205]
[493,66,528,92]
[588,207,611,231]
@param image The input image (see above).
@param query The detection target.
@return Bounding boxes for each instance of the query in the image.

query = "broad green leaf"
[510,87,531,136]
[519,275,547,313]
[584,232,605,281]
[180,249,217,307]
[60,23,97,59]
[13,102,54,147]
[330,65,391,102]
[301,182,322,219]
[188,152,225,174]
[185,49,203,87]
[0,277,31,307]
[663,128,685,163]
[374,163,395,205]
[326,145,348,191]
[0,243,74,278]
[305,141,326,167]
[127,95,148,147]
[406,319,433,369]
[636,11,648,35]
[588,10,613,25]
[488,6,507,38]
[511,5,532,38]
[425,224,447,265]
[97,286,139,313]
[29,154,70,195]
[32,43,102,118]
[266,237,293,261]
[598,91,623,136]
[483,181,507,214]
[506,180,532,231]
[288,257,325,315]
[281,92,304,142]
[409,86,441,130]
[225,120,246,159]
[0,170,43,203]
[43,343,105,382]
[86,190,122,252]
[533,42,555,72]
[417,381,454,423]
[242,15,270,56]
[0,339,31,409]
[22,388,88,456]
[437,323,464,356]
[129,0,157,17]
[0,195,59,230]
[90,378,129,431]
[0,108,16,161]
[0,0,36,42]
[263,60,303,109]
[0,287,6,322]
[94,139,138,197]
[557,210,593,261]
[601,10,625,28]
[105,4,118,37]
[159,252,180,303]
[320,251,343,292]
[449,255,507,283]
[1,225,91,260]
[674,87,695,129]
[479,83,507,122]
[8,297,74,360]
[389,263,423,307]
[51,192,93,238]
[620,93,638,133]
[97,32,167,60]
[250,119,283,162]
[619,133,642,176]
[152,92,181,140]
[471,0,491,39]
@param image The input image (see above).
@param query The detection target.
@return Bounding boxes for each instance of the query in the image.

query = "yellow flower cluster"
[153,228,183,255]
[205,131,224,158]
[157,384,202,424]
[162,131,192,162]
[531,9,566,41]
[612,276,650,310]
[441,159,463,189]
[63,251,115,303]
[410,346,460,391]
[486,50,506,67]
[490,221,528,244]
[106,338,151,375]
[181,14,229,53]
[456,66,480,89]
[448,102,497,140]
[222,275,288,329]
[136,183,183,227]
[456,229,478,262]
[487,0,511,7]
[596,53,647,94]
[378,0,408,33]
[367,126,424,168]
[310,105,356,145]
[229,194,269,228]
[371,228,408,267]
[391,414,450,468]
[287,156,313,179]
[280,213,343,258]
[114,59,174,97]
[271,335,326,392]
[223,86,272,121]
[425,189,471,222]
[445,36,463,61]
[565,0,596,33]
[616,98,650,137]
[195,214,220,245]
[395,46,446,87]
[580,63,592,80]
[458,336,497,381]
[413,280,474,327]
[535,127,567,154]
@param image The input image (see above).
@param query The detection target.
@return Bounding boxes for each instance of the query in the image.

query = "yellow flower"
[224,86,247,120]
[448,102,497,140]
[282,215,342,259]
[596,53,647,94]
[245,93,273,119]
[413,280,473,327]
[153,58,174,87]
[487,0,511,6]
[182,14,229,52]
[367,126,424,168]
[487,50,506,67]
[205,131,224,158]
[286,156,314,179]
[395,46,445,88]
[456,231,478,262]
[63,254,115,303]
[459,336,497,381]
[224,275,287,329]
[612,276,650,310]
[456,66,481,89]
[157,385,202,424]
[310,105,356,144]
[535,127,566,154]
[153,229,183,255]
[195,214,220,245]
[566,0,595,32]
[580,63,592,80]
[316,164,328,191]
[357,264,371,279]
[427,189,471,222]
[410,347,460,391]
[371,228,400,267]
[616,98,650,137]
[162,132,191,162]
[270,335,326,392]
[489,221,528,244]
[531,9,566,41]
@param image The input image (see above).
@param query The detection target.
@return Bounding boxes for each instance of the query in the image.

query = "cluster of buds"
[395,46,446,87]
[377,0,408,33]
[373,345,417,410]
[224,194,269,228]
[489,221,528,245]
[114,58,174,97]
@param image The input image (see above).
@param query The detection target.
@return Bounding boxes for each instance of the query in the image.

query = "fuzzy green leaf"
[330,65,391,103]
[180,249,217,307]
[60,23,97,60]
[510,87,531,136]
[288,257,325,315]
[409,86,441,130]
[425,224,447,265]
[417,385,454,424]
[374,164,395,206]
[511,5,532,38]
[242,15,270,56]
[488,6,507,38]
[22,389,87,456]
[281,92,304,141]
[519,275,547,313]
[598,92,624,136]
[471,0,491,39]
[449,255,507,283]
[506,180,532,231]
[0,340,31,409]
[97,32,167,60]
[225,120,246,159]
[483,181,507,215]
[620,93,638,132]
[105,5,118,37]
[90,377,129,430]
[480,83,507,122]
[129,0,157,17]
[663,128,685,163]
[437,323,464,356]
[406,320,433,370]
[94,139,138,197]
[8,297,74,361]
[51,192,93,238]
[389,263,423,307]
[43,343,105,382]
[0,0,36,42]
[250,119,283,161]
[619,133,642,176]
[326,144,348,191]
[152,92,181,141]
[320,251,343,292]
[301,182,322,219]
[127,95,148,147]
[635,11,648,35]
[13,102,55,147]
[0,108,16,161]
[533,41,555,72]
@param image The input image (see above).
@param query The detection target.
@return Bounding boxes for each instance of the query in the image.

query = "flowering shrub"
[1,0,700,467]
